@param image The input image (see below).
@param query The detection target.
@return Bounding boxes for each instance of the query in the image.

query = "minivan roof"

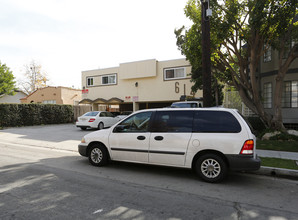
[133,107,237,113]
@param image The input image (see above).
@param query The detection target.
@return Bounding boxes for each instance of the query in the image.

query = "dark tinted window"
[105,112,114,117]
[193,111,241,133]
[100,112,107,117]
[151,111,193,132]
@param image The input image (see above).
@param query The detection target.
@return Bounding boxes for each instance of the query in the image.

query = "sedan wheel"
[98,122,104,130]
[88,145,108,166]
[195,154,227,183]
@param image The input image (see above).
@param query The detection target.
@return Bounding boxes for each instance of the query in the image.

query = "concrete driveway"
[0,124,94,152]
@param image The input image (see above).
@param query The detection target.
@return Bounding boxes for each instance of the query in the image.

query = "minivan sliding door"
[149,110,194,166]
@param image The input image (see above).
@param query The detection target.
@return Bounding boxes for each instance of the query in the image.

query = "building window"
[263,46,272,62]
[164,67,186,80]
[282,81,298,108]
[43,100,56,104]
[282,39,296,59]
[102,74,116,85]
[263,83,272,108]
[87,77,94,86]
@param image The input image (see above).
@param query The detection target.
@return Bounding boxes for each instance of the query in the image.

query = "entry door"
[148,110,194,166]
[108,111,153,163]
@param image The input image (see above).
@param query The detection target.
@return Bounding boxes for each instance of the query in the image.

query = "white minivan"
[78,108,260,183]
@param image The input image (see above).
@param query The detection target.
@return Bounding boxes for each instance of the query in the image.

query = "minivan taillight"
[240,140,254,155]
[89,118,95,122]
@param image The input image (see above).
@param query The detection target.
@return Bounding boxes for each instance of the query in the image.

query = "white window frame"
[263,46,272,62]
[101,74,116,85]
[87,77,94,87]
[263,82,272,109]
[164,67,186,80]
[43,100,56,104]
[282,81,298,108]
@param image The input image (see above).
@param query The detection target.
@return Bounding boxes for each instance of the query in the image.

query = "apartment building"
[80,58,202,112]
[260,45,298,125]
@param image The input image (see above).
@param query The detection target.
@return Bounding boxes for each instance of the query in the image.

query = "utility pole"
[201,0,212,107]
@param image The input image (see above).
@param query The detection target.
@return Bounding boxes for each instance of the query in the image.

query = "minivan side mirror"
[113,125,127,132]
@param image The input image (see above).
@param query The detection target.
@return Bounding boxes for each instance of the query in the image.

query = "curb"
[250,166,298,180]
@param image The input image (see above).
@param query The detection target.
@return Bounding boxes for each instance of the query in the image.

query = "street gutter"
[250,166,298,180]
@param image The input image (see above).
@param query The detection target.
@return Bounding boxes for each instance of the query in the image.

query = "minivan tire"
[88,144,108,166]
[195,154,227,183]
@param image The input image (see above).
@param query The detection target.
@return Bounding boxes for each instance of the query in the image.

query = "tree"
[175,0,298,130]
[18,60,49,94]
[0,61,16,96]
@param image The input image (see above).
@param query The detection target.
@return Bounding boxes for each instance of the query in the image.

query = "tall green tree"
[176,0,298,130]
[0,61,16,96]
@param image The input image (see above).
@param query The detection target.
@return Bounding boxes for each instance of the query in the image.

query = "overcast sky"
[0,0,192,89]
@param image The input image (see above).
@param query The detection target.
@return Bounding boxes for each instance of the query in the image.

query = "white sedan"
[76,111,121,130]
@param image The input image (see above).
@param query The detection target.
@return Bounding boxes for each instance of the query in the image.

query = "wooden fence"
[73,105,92,121]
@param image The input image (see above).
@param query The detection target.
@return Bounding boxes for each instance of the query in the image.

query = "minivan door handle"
[154,136,164,141]
[137,136,146,140]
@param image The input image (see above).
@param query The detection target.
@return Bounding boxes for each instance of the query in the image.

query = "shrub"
[269,132,298,141]
[0,103,73,128]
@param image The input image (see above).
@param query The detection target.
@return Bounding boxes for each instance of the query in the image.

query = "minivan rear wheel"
[88,144,108,166]
[195,154,227,183]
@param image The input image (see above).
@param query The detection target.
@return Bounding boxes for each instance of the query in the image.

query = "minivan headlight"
[81,137,86,143]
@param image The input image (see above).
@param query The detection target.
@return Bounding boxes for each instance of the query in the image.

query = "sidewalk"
[254,150,298,180]
[257,149,298,160]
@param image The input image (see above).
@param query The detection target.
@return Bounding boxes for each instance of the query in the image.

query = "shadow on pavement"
[0,124,96,143]
[1,154,297,220]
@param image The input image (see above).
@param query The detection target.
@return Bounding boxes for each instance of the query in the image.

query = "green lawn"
[257,140,298,170]
[260,157,298,170]
[257,140,298,152]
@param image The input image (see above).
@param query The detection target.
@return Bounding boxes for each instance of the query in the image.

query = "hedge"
[0,103,73,128]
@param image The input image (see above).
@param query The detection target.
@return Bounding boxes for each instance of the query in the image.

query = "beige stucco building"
[80,58,202,111]
[21,86,82,105]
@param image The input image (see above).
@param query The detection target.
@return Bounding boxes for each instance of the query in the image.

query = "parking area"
[0,124,93,152]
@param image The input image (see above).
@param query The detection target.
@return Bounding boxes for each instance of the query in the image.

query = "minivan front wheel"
[195,154,227,183]
[88,144,108,166]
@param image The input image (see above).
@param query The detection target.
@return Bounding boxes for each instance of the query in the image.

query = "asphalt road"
[1,124,298,220]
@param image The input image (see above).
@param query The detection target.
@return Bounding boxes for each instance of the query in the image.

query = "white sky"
[0,0,192,89]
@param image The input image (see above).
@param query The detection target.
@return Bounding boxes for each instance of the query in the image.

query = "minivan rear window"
[193,111,241,133]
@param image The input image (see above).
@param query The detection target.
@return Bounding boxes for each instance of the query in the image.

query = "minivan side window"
[193,111,241,133]
[114,111,152,132]
[151,111,193,132]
